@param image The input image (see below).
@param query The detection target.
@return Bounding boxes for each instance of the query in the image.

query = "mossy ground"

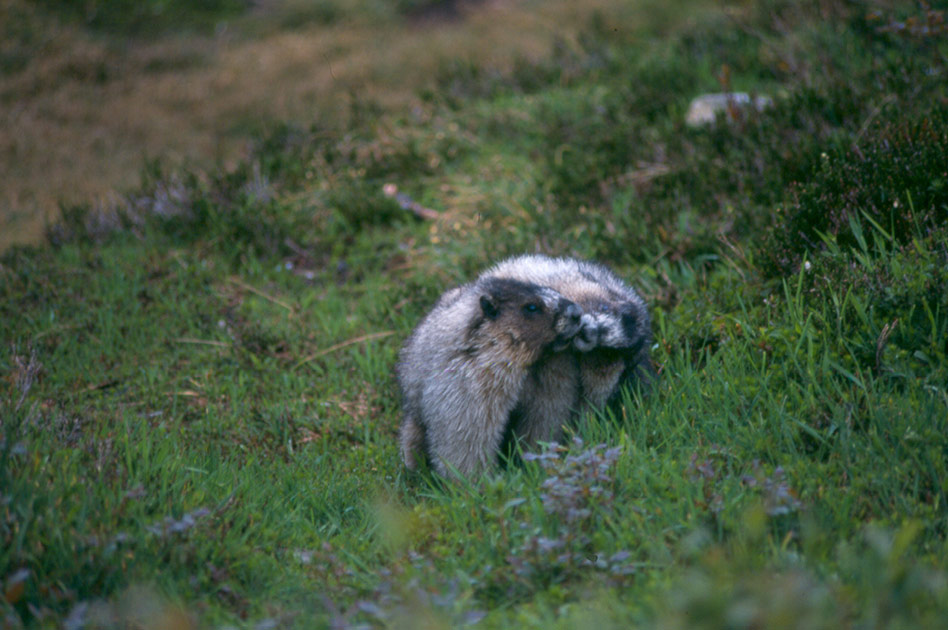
[2,1,948,628]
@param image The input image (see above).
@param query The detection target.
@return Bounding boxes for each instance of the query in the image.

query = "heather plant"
[765,111,948,276]
[507,440,635,589]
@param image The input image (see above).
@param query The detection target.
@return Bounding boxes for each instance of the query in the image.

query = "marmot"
[487,254,653,447]
[397,274,584,476]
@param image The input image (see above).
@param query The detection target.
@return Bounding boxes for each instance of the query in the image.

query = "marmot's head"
[475,277,583,359]
[574,295,650,355]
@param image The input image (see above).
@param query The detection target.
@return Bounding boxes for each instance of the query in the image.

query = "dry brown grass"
[0,0,644,252]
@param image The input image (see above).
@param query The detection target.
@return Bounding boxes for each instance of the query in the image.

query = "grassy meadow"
[2,0,948,628]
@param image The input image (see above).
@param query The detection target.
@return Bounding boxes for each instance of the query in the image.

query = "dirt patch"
[0,0,628,252]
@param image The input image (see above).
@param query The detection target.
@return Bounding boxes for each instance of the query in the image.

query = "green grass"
[3,0,948,627]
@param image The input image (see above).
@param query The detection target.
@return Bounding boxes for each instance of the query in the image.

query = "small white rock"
[685,92,773,127]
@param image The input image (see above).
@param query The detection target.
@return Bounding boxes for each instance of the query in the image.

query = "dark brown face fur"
[474,278,581,363]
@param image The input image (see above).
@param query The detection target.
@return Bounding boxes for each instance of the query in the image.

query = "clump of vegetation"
[508,440,634,589]
[766,111,948,276]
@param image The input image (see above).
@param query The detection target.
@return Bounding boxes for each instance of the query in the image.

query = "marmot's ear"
[480,294,499,319]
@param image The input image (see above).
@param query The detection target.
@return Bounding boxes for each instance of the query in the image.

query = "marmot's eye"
[523,303,541,314]
[599,304,611,313]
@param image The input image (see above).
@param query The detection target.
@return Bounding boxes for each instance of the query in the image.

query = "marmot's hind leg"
[399,416,426,470]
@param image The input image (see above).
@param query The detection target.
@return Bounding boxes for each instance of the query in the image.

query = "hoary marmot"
[487,254,653,448]
[397,275,584,477]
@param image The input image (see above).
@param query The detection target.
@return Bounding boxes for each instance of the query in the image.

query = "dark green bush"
[765,109,948,276]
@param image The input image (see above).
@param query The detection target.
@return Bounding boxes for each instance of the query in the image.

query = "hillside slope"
[2,1,947,628]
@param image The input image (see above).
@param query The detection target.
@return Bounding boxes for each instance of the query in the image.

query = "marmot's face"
[574,299,647,355]
[478,279,583,357]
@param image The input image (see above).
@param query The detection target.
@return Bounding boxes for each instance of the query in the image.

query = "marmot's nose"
[563,302,582,324]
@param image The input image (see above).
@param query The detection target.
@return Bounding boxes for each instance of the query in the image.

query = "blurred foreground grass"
[2,0,948,628]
